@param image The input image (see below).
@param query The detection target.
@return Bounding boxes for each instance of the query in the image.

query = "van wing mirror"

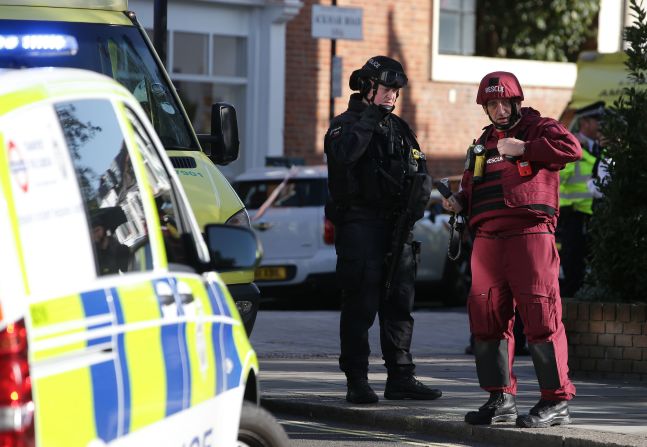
[204,224,262,272]
[197,103,240,166]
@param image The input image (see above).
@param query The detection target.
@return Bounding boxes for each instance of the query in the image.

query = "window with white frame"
[169,31,248,137]
[431,0,577,87]
[439,0,476,55]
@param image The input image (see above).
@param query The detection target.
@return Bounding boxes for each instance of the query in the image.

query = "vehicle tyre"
[440,255,470,307]
[238,402,289,447]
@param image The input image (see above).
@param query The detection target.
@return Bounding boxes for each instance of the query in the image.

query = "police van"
[0,0,259,334]
[0,68,288,446]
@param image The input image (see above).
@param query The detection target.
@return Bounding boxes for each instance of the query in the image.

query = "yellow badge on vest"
[411,148,425,160]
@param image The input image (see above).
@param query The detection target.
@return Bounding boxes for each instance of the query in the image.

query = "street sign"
[331,56,342,98]
[311,5,363,41]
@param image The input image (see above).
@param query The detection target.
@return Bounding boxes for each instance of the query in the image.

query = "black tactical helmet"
[349,56,408,93]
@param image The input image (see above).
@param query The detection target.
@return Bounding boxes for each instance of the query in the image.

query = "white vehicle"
[413,198,471,306]
[234,166,337,302]
[234,165,469,306]
[0,68,287,446]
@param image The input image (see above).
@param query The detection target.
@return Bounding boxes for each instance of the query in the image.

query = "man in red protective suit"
[443,71,580,428]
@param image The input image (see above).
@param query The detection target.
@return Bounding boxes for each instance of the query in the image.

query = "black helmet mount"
[349,56,408,104]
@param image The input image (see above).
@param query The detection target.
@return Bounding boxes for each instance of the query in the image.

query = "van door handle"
[180,292,194,305]
[158,293,175,306]
[155,281,176,306]
[176,280,194,305]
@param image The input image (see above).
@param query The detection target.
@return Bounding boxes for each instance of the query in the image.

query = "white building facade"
[129,0,302,178]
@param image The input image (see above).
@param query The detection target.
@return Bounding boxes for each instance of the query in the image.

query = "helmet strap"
[367,79,379,104]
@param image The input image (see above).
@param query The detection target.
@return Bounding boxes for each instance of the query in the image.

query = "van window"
[235,179,328,209]
[0,20,194,150]
[54,99,151,276]
[124,106,191,268]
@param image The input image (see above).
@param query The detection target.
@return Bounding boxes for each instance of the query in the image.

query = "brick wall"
[285,0,573,179]
[563,301,647,381]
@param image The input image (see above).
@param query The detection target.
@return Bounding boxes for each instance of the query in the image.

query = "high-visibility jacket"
[559,148,597,215]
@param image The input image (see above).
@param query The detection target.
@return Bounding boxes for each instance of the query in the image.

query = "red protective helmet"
[476,71,524,105]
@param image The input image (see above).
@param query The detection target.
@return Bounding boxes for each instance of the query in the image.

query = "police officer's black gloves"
[361,103,389,128]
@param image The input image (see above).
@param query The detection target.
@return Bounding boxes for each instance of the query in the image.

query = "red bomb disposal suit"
[457,107,581,401]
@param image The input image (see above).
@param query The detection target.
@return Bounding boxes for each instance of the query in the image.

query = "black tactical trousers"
[335,215,416,380]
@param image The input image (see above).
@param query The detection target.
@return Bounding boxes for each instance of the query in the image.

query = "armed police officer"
[324,56,441,404]
[443,72,580,427]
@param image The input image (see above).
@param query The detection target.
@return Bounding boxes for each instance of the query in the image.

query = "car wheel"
[238,402,289,447]
[440,255,470,307]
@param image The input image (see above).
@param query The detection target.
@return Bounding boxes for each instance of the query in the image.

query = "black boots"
[346,376,442,403]
[516,399,571,428]
[465,394,571,427]
[384,376,442,400]
[346,378,378,404]
[465,392,518,425]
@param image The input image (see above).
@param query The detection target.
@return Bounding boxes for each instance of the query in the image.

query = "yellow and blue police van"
[0,0,259,334]
[0,67,288,447]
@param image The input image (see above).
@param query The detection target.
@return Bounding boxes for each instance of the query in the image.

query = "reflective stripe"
[560,151,596,214]
[81,289,120,442]
[0,134,29,293]
[224,322,243,390]
[109,287,132,438]
[182,277,217,407]
[215,281,244,390]
[30,295,87,361]
[206,282,226,395]
[561,191,594,199]
[563,162,592,184]
[0,87,46,117]
[35,363,96,447]
[30,293,97,447]
[119,280,167,431]
[151,277,186,417]
[170,277,192,413]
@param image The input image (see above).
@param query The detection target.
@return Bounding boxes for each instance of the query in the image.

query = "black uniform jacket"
[324,93,429,217]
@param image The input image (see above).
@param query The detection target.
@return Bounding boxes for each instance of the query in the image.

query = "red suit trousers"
[468,223,576,400]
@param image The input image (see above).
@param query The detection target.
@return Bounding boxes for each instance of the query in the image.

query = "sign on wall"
[311,5,363,41]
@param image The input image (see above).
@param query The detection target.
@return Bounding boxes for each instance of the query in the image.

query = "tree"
[476,0,599,62]
[586,0,647,302]
[55,103,102,204]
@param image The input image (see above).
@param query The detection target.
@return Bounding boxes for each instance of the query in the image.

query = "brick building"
[283,0,626,178]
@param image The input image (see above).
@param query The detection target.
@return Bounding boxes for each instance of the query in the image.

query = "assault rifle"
[384,173,429,300]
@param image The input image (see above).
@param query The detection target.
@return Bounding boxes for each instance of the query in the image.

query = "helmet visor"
[377,70,407,88]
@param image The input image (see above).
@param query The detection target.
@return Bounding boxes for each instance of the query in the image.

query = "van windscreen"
[0,20,196,151]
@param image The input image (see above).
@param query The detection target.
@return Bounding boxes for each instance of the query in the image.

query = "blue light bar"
[0,34,78,56]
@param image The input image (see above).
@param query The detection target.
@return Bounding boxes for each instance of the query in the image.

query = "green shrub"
[585,0,647,303]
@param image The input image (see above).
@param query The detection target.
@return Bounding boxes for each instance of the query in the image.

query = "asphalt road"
[276,411,490,447]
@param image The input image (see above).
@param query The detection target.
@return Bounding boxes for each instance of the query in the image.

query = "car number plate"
[255,266,287,281]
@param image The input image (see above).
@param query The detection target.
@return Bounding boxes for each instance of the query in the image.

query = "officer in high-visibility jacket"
[558,101,605,297]
[443,71,581,428]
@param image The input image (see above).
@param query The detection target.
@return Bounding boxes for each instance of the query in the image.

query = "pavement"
[251,309,647,447]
